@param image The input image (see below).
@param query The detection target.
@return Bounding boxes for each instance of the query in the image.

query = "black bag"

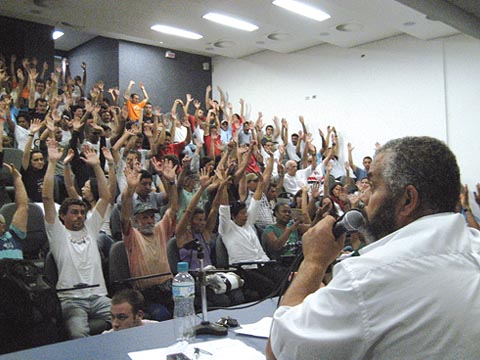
[0,259,65,354]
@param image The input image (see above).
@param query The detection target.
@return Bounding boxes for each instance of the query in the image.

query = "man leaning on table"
[267,136,480,359]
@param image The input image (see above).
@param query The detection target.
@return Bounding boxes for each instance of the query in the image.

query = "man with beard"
[120,158,178,320]
[267,136,480,359]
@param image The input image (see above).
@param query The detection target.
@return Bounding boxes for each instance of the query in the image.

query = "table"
[0,298,278,360]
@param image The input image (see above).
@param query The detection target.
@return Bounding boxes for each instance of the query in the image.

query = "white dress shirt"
[270,213,480,359]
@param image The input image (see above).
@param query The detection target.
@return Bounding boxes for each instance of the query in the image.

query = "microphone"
[333,209,366,238]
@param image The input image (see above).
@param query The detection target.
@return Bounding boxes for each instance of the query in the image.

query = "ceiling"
[1,0,480,59]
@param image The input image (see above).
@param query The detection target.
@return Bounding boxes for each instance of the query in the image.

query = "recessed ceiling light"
[319,32,330,36]
[336,22,364,32]
[151,24,203,40]
[272,0,330,22]
[214,40,236,48]
[52,30,64,40]
[203,12,258,32]
[267,32,291,41]
[403,21,416,27]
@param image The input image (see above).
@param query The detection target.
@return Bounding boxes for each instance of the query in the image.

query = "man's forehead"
[111,302,133,313]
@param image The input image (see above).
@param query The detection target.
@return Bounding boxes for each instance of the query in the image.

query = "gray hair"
[376,136,460,214]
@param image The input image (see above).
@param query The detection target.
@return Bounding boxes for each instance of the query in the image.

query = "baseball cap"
[246,173,259,182]
[133,203,158,216]
[0,215,5,224]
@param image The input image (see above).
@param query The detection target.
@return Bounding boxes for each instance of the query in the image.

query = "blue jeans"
[61,295,111,338]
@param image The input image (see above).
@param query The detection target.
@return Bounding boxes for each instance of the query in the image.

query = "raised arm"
[138,82,149,102]
[5,163,28,233]
[120,165,140,235]
[102,146,118,204]
[63,149,80,199]
[176,168,211,247]
[461,184,480,230]
[42,139,63,224]
[81,146,110,217]
[347,142,358,172]
[205,85,212,110]
[123,80,135,102]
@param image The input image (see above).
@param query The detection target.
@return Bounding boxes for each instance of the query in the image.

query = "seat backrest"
[1,148,24,186]
[3,148,23,169]
[108,241,131,293]
[0,202,49,259]
[166,237,180,275]
[215,234,229,268]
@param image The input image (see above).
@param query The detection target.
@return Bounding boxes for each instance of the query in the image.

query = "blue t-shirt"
[0,224,27,259]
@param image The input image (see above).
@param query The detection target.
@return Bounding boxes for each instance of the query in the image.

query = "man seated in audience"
[120,158,178,320]
[267,136,480,359]
[104,289,157,332]
[43,139,111,339]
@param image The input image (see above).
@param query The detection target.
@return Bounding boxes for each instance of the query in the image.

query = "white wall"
[212,34,480,210]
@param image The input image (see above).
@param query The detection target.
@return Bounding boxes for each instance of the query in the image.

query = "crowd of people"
[1,53,480,349]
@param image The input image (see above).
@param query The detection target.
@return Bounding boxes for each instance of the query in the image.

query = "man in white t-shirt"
[43,139,111,339]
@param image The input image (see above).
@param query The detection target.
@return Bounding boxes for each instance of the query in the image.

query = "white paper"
[233,317,273,338]
[128,338,265,360]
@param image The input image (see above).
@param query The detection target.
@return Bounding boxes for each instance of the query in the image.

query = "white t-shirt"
[218,199,269,265]
[45,209,107,299]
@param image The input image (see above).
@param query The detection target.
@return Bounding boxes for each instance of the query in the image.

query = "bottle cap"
[177,262,189,273]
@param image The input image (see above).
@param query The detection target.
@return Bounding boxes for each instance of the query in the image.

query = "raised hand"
[80,146,100,167]
[162,159,178,182]
[102,147,114,164]
[151,157,163,175]
[460,184,471,209]
[29,118,43,134]
[186,94,192,102]
[475,183,480,206]
[47,138,63,162]
[199,167,212,188]
[182,154,192,168]
[281,118,288,129]
[193,99,201,109]
[311,182,321,199]
[63,148,75,165]
[125,165,141,190]
[4,163,21,179]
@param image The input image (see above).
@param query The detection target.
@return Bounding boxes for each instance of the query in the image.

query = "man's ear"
[136,309,144,320]
[398,185,420,220]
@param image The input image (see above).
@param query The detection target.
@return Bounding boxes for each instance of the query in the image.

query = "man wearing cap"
[0,164,28,259]
[120,159,179,320]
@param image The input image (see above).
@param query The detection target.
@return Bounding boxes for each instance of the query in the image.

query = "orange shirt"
[126,99,147,121]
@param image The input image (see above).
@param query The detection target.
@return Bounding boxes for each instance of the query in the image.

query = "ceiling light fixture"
[52,30,64,40]
[151,25,203,40]
[202,12,258,32]
[272,0,330,22]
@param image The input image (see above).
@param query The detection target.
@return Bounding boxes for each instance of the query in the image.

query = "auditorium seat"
[44,252,111,335]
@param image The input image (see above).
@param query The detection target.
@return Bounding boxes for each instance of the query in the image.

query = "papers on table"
[234,317,273,339]
[128,338,265,360]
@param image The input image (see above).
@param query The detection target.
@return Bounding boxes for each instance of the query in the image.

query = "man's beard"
[363,196,399,244]
[138,224,154,235]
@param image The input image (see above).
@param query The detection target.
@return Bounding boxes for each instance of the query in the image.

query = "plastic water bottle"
[172,262,196,342]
